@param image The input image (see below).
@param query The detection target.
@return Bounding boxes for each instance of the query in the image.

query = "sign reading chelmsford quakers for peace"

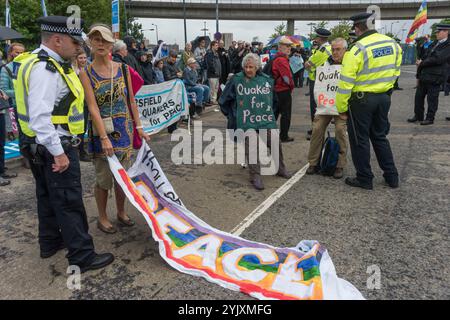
[135,79,189,134]
[314,62,342,116]
[107,143,365,300]
[235,73,277,130]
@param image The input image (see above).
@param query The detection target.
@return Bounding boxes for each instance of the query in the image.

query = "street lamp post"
[215,0,219,34]
[390,21,399,35]
[152,23,159,42]
[307,22,316,37]
[201,21,209,37]
[183,0,187,45]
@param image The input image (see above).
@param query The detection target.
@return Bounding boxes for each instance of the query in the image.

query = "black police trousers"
[29,143,95,266]
[347,92,398,186]
[414,81,440,121]
[309,80,317,122]
[274,90,292,140]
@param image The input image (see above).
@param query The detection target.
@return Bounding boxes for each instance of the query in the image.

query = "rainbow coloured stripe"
[406,0,427,44]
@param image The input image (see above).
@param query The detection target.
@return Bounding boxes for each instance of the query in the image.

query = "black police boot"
[446,117,450,121]
[79,253,114,273]
[420,119,434,125]
[276,167,292,179]
[345,177,373,190]
[40,242,66,259]
[384,178,399,189]
[407,116,421,123]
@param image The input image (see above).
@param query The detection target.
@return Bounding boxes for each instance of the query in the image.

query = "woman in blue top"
[80,25,150,234]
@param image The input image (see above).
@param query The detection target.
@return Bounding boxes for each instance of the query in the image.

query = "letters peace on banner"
[107,143,364,300]
[134,79,189,134]
[313,63,342,116]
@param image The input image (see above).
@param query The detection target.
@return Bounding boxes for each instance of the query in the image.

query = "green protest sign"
[235,73,277,130]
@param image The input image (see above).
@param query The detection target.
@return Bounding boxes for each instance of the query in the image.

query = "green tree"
[128,21,144,43]
[385,32,395,39]
[329,21,352,41]
[269,22,287,41]
[0,0,135,50]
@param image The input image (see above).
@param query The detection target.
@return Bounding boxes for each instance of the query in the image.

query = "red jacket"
[272,52,294,92]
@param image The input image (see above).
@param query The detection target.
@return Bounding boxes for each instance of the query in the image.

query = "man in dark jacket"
[408,24,450,125]
[163,50,182,133]
[136,51,154,85]
[218,40,230,86]
[123,36,144,78]
[205,41,222,104]
[163,50,182,81]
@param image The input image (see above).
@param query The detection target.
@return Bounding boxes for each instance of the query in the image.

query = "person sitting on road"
[306,38,348,179]
[183,57,211,115]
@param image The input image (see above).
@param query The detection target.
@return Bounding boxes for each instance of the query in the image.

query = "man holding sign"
[306,38,348,179]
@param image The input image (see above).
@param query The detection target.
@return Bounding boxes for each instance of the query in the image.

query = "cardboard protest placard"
[314,62,342,116]
[235,74,277,131]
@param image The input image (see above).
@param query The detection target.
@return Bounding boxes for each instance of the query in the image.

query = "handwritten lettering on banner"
[235,75,277,130]
[314,62,342,116]
[108,144,364,300]
[135,79,189,134]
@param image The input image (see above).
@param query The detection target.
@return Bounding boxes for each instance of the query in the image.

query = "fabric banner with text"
[134,79,189,134]
[108,143,364,300]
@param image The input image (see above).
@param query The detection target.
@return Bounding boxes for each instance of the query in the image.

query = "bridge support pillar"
[287,19,295,35]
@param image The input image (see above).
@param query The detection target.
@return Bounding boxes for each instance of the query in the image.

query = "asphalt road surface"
[1,66,449,300]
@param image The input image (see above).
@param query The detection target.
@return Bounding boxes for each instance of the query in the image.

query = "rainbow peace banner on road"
[108,144,364,300]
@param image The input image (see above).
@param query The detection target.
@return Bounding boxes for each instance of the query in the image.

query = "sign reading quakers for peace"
[235,74,277,130]
[314,62,342,116]
[108,143,365,300]
[135,79,189,134]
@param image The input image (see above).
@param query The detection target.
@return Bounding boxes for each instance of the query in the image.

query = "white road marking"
[231,163,310,236]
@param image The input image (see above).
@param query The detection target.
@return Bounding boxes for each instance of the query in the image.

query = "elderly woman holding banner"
[79,25,150,234]
[219,53,291,190]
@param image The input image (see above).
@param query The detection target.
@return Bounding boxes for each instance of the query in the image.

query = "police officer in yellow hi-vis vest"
[336,12,401,190]
[304,28,331,140]
[14,16,114,272]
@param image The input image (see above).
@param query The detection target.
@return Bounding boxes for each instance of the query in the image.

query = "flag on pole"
[405,0,427,44]
[5,0,11,28]
[40,0,48,17]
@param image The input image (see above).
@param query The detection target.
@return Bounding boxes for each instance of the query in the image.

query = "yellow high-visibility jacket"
[336,31,402,113]
[307,43,332,81]
[13,50,85,138]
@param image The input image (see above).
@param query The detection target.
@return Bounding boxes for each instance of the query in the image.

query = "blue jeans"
[188,85,210,107]
[0,113,5,175]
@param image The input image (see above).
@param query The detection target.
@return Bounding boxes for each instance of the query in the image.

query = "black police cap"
[314,28,331,38]
[38,15,84,43]
[350,12,374,24]
[436,23,450,31]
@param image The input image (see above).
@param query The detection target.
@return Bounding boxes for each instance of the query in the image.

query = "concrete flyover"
[128,0,450,21]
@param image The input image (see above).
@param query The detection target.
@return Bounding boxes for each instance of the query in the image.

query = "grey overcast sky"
[137,17,440,45]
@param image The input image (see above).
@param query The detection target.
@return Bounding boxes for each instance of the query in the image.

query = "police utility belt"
[351,89,393,99]
[21,136,81,165]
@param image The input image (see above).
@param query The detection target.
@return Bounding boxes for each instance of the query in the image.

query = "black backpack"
[262,56,281,78]
[319,131,340,176]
